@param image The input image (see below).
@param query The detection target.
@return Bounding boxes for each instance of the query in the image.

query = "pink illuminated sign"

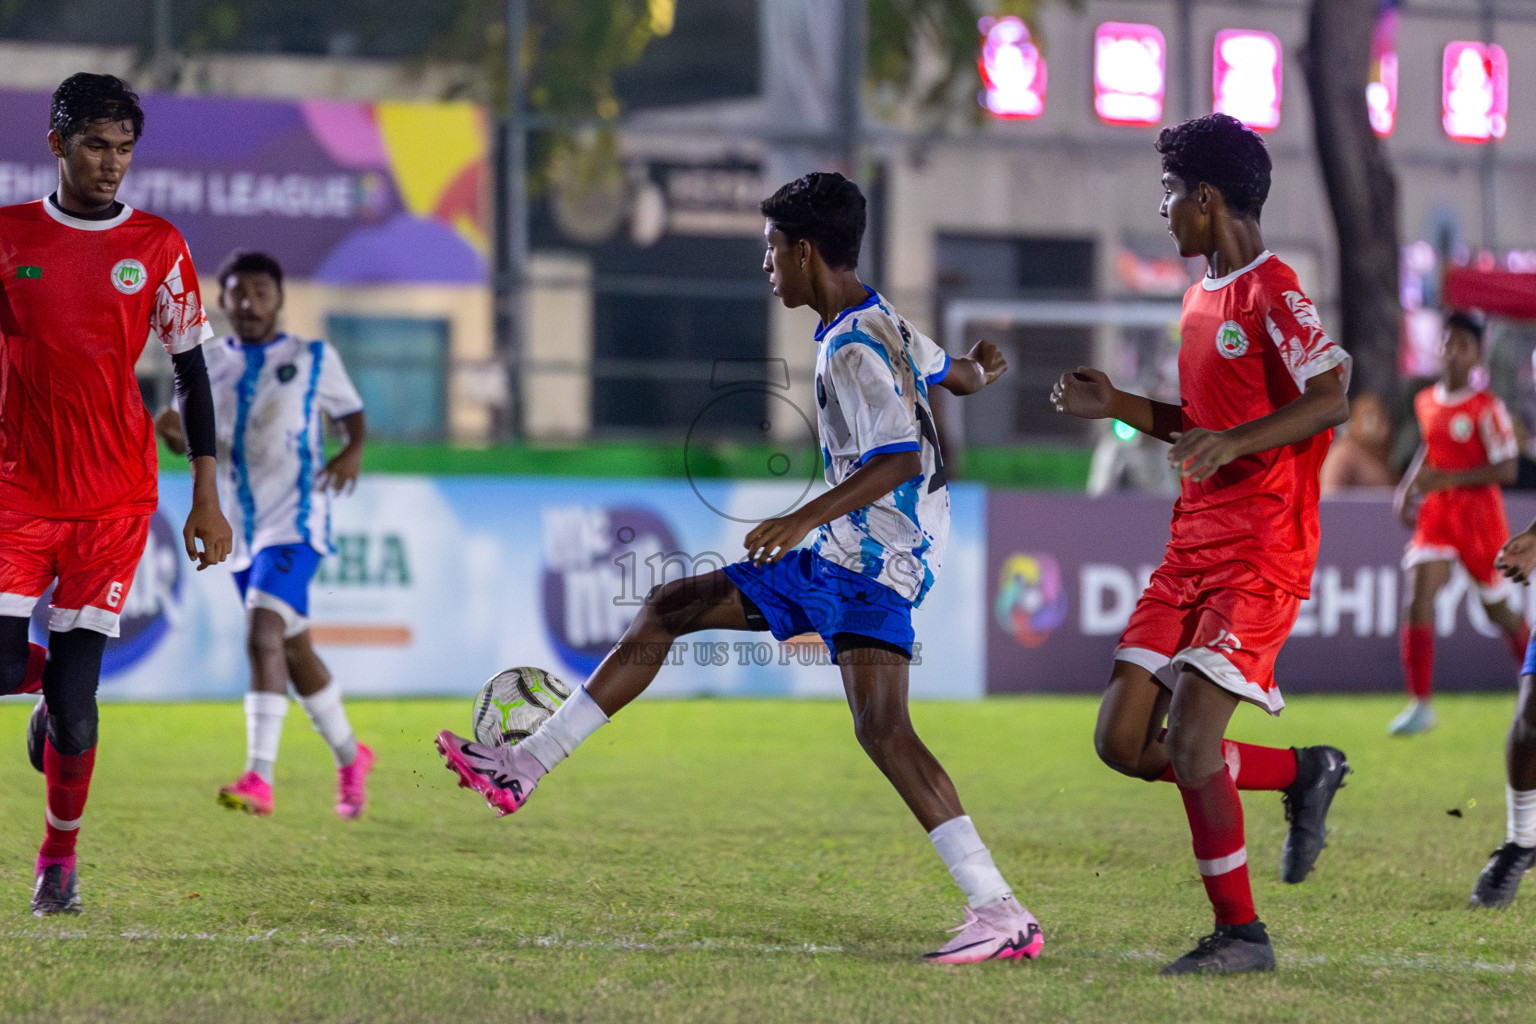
[1094,22,1165,126]
[1213,29,1282,132]
[978,16,1046,120]
[1442,41,1508,143]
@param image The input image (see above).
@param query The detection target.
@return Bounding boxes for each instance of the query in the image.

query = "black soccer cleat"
[26,697,47,774]
[1280,745,1350,883]
[1469,842,1536,909]
[31,864,81,917]
[1161,923,1275,976]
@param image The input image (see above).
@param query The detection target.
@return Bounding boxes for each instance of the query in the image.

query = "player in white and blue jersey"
[435,173,1037,963]
[157,251,373,820]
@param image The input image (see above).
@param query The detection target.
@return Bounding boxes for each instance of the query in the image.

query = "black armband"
[170,346,218,461]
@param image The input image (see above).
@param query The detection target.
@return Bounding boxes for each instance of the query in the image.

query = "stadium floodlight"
[1442,41,1508,143]
[1094,22,1165,127]
[978,16,1047,120]
[1213,29,1283,132]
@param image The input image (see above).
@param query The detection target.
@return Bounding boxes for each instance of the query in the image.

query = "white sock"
[517,686,609,773]
[1508,785,1536,847]
[245,691,289,783]
[929,815,1013,909]
[297,681,358,767]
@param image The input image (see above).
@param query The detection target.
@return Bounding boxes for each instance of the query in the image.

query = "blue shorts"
[1523,635,1536,677]
[723,549,915,661]
[233,544,322,636]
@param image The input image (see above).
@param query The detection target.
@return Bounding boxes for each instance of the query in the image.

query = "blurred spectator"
[1321,391,1398,492]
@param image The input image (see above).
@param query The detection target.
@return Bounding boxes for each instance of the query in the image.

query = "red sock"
[1178,767,1255,926]
[1401,624,1434,700]
[7,643,47,696]
[1153,733,1297,790]
[1505,624,1531,667]
[39,740,96,865]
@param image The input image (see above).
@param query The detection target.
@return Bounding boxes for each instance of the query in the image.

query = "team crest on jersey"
[1450,412,1474,443]
[110,259,148,294]
[1215,320,1249,358]
[277,363,297,383]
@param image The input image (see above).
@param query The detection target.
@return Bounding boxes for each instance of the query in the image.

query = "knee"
[246,623,285,660]
[639,581,699,638]
[1093,727,1144,778]
[851,711,912,765]
[1163,726,1221,787]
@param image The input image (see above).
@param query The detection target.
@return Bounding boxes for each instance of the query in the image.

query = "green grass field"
[0,693,1531,1023]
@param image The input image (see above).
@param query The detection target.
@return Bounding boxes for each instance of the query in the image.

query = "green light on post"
[1112,419,1137,441]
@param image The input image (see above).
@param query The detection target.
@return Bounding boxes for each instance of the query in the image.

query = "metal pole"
[1480,0,1498,253]
[152,0,174,90]
[837,0,865,175]
[501,0,529,439]
[1176,0,1194,119]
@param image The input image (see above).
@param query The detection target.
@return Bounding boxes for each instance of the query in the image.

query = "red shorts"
[1406,489,1511,599]
[1115,562,1300,715]
[0,509,152,637]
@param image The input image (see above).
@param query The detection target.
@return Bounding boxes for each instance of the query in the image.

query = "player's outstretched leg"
[436,571,750,817]
[220,610,293,816]
[287,631,372,819]
[832,642,1041,963]
[1472,672,1536,908]
[1161,672,1274,976]
[32,629,105,916]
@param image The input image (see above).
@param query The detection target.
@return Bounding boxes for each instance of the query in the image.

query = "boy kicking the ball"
[436,172,1039,963]
[158,251,374,819]
[1052,114,1353,975]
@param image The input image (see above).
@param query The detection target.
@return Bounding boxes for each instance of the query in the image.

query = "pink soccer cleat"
[218,771,274,816]
[434,730,541,817]
[924,895,1044,964]
[336,743,376,819]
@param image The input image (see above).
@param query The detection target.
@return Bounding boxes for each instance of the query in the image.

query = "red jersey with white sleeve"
[0,198,211,520]
[1161,251,1352,599]
[1405,383,1516,594]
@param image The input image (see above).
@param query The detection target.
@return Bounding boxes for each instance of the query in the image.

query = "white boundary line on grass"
[4,928,1532,974]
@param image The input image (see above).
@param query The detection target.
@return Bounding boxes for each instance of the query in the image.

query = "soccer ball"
[471,666,571,748]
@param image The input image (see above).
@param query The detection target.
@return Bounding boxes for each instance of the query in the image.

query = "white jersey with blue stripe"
[196,333,364,571]
[811,288,951,606]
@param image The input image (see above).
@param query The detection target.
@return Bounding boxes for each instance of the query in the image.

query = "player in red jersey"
[1053,114,1352,975]
[1389,310,1527,736]
[0,74,231,915]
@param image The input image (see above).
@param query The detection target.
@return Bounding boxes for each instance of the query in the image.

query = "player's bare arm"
[1497,522,1536,584]
[936,339,1008,395]
[1393,444,1427,527]
[1411,457,1518,495]
[318,410,366,495]
[185,456,232,570]
[154,406,187,456]
[744,449,922,566]
[1051,366,1183,442]
[1168,366,1348,482]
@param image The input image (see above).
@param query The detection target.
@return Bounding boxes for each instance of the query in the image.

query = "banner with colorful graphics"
[986,491,1536,697]
[86,475,985,701]
[0,90,488,284]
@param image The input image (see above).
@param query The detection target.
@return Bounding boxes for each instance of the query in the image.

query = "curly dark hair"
[1155,113,1271,219]
[50,73,144,143]
[760,171,866,270]
[217,250,285,292]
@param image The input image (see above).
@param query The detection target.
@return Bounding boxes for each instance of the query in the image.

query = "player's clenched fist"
[1051,366,1115,419]
[1496,530,1536,584]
